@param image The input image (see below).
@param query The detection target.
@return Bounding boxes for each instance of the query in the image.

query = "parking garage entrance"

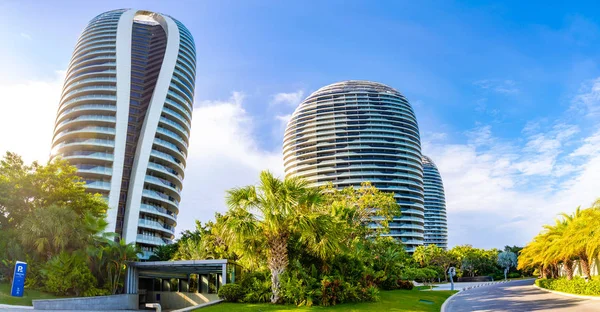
[124,259,241,310]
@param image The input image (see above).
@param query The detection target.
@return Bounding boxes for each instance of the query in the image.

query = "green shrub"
[397,280,414,290]
[40,252,99,296]
[508,272,520,278]
[238,271,272,303]
[218,284,245,302]
[536,277,600,296]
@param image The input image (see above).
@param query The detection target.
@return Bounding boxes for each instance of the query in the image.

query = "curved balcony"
[140,203,177,223]
[156,127,187,152]
[54,138,114,151]
[153,138,186,161]
[61,85,116,103]
[159,116,189,137]
[56,104,116,123]
[164,98,192,119]
[53,126,115,142]
[63,69,117,87]
[65,64,117,84]
[62,76,116,95]
[55,115,116,133]
[76,165,113,176]
[59,94,117,113]
[142,189,179,210]
[136,234,168,246]
[138,219,175,237]
[167,90,192,109]
[147,162,183,184]
[61,151,113,161]
[149,150,184,172]
[84,180,111,192]
[144,175,181,199]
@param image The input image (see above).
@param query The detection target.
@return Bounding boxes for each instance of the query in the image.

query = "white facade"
[51,9,196,259]
[283,81,425,252]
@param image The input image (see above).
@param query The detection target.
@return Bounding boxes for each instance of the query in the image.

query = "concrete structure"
[283,80,424,252]
[33,294,138,310]
[124,260,239,310]
[422,155,448,249]
[50,9,196,259]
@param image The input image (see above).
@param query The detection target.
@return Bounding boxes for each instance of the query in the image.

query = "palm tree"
[544,219,574,280]
[561,207,593,278]
[222,171,342,303]
[105,239,141,294]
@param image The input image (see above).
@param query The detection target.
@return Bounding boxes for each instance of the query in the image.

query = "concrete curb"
[171,299,224,311]
[461,280,510,291]
[0,304,34,310]
[533,284,600,301]
[440,290,461,312]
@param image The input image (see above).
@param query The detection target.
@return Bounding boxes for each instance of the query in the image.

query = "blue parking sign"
[11,261,27,297]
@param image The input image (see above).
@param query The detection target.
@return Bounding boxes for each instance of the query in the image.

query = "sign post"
[11,261,27,297]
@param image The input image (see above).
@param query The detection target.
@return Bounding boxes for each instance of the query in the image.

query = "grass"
[0,282,60,306]
[196,289,457,312]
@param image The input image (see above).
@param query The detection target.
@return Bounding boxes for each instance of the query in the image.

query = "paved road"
[444,279,600,312]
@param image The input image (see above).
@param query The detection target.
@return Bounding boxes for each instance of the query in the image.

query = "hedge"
[536,277,600,296]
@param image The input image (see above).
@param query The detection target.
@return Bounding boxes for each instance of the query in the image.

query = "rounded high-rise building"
[51,9,196,259]
[283,80,424,252]
[422,155,448,249]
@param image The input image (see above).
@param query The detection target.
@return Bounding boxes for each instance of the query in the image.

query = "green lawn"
[196,289,457,312]
[0,282,60,306]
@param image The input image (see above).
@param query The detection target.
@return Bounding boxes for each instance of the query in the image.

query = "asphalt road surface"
[444,279,600,311]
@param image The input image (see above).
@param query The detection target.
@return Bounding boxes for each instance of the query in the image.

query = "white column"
[122,14,181,243]
[106,9,136,234]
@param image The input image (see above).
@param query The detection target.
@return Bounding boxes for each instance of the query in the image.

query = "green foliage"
[238,271,272,303]
[520,202,600,279]
[40,252,101,297]
[218,284,245,302]
[536,277,600,296]
[0,152,138,297]
[149,243,179,261]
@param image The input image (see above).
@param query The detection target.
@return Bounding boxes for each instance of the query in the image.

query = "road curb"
[440,290,461,312]
[533,284,600,301]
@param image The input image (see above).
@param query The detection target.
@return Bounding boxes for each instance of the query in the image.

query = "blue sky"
[1,0,600,249]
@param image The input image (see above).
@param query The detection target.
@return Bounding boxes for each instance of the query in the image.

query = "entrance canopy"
[125,259,241,294]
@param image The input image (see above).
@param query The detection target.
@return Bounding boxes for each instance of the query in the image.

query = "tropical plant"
[222,171,343,303]
[519,200,600,280]
[104,239,141,294]
[497,251,517,280]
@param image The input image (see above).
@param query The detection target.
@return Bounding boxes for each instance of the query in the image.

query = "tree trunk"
[541,265,547,279]
[267,234,289,304]
[580,254,591,278]
[563,258,574,280]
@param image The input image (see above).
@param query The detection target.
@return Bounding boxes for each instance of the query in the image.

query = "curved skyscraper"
[283,81,424,252]
[422,155,448,249]
[51,9,196,259]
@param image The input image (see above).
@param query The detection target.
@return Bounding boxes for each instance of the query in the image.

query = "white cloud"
[0,72,63,163]
[570,129,600,157]
[571,77,600,116]
[176,93,284,235]
[474,79,519,94]
[424,122,600,249]
[270,90,304,107]
[20,33,31,40]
